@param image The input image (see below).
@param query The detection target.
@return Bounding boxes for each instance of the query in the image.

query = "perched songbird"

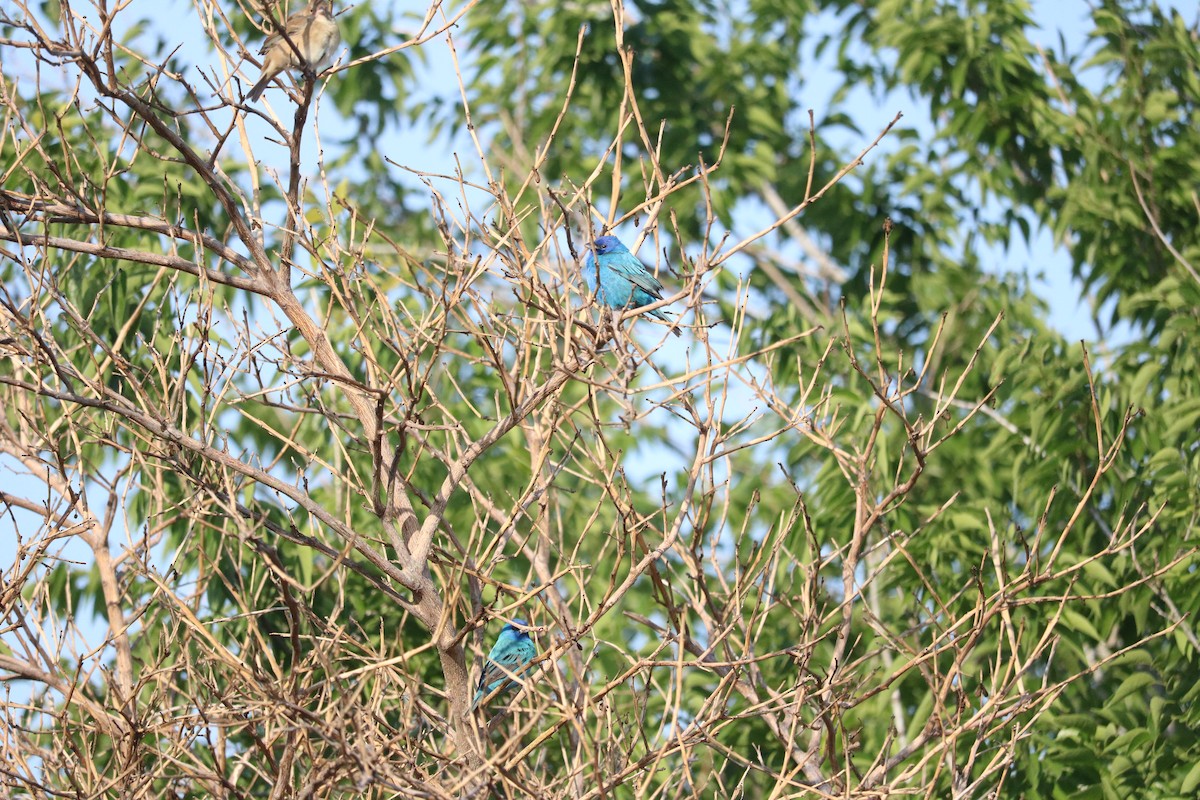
[470,619,538,711]
[246,0,341,102]
[582,235,681,337]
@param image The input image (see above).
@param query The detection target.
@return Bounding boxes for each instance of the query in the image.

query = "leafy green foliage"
[2,0,1197,797]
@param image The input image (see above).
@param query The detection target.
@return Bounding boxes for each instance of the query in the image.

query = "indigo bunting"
[246,0,341,102]
[470,619,538,711]
[583,235,682,337]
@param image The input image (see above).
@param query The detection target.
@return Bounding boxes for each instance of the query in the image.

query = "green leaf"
[1183,760,1200,795]
[1061,608,1103,643]
[1109,672,1156,707]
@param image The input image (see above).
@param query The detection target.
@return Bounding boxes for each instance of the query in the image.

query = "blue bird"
[471,619,538,711]
[582,235,682,337]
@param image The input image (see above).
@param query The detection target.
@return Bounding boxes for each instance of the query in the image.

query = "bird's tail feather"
[648,309,682,337]
[246,76,272,102]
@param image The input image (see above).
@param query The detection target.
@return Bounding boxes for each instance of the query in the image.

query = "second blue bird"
[471,619,538,711]
[582,235,681,337]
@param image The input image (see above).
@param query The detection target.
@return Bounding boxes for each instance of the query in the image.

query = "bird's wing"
[284,12,314,38]
[479,643,534,688]
[516,638,538,664]
[259,11,310,54]
[606,253,666,299]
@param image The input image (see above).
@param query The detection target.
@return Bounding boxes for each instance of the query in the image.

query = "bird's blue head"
[501,619,530,639]
[591,235,625,255]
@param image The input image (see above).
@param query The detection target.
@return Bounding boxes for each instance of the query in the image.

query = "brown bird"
[246,0,341,102]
